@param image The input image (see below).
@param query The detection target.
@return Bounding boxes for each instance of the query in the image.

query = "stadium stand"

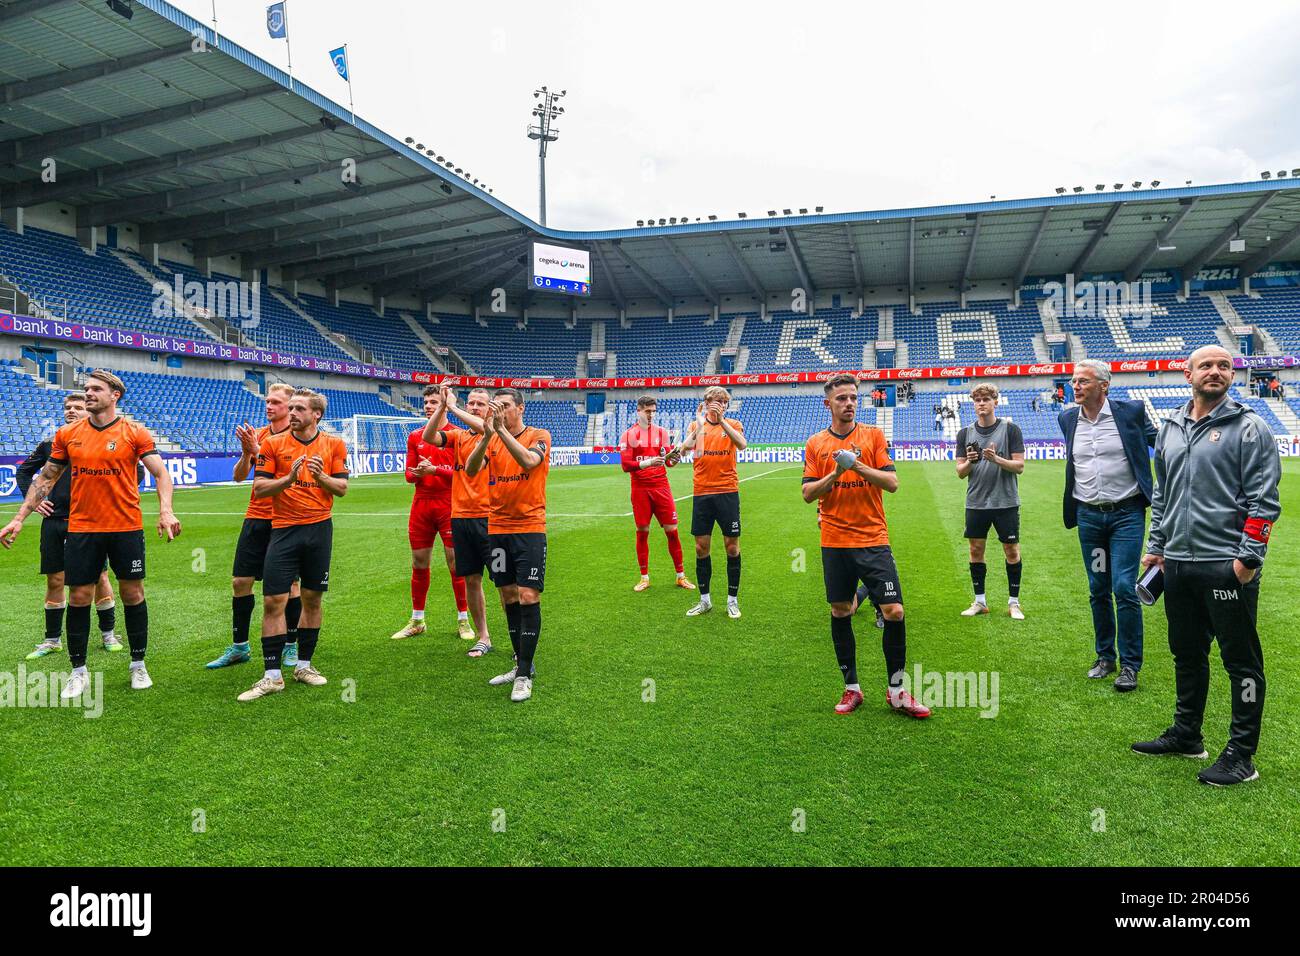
[603,313,733,375]
[420,312,585,376]
[108,370,264,453]
[297,295,439,372]
[731,395,878,444]
[1228,289,1300,355]
[0,359,67,455]
[740,308,877,370]
[895,300,1039,366]
[133,256,356,363]
[0,226,216,341]
[1053,291,1222,360]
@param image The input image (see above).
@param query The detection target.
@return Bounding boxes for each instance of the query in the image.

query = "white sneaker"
[61,670,90,700]
[686,600,712,617]
[129,665,153,690]
[489,665,518,686]
[1009,602,1025,621]
[510,676,533,702]
[961,601,990,617]
[293,664,327,686]
[237,675,286,702]
[727,601,742,619]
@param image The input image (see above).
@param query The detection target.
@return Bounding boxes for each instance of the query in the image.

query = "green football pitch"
[1,460,1297,866]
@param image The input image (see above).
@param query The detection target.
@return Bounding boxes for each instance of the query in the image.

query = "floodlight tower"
[528,86,565,226]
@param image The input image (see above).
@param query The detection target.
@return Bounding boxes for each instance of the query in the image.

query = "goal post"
[325,414,423,476]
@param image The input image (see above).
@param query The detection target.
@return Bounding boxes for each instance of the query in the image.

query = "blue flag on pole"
[266,3,287,39]
[330,46,349,80]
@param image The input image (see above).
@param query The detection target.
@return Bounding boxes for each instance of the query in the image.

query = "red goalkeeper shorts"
[409,498,453,550]
[631,485,678,527]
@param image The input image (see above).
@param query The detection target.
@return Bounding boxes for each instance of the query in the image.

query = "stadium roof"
[4,0,1300,310]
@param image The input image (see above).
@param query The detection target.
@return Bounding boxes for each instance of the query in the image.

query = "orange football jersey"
[691,418,744,495]
[244,423,290,521]
[802,422,894,548]
[50,416,157,533]
[485,426,550,534]
[443,426,491,519]
[254,429,349,528]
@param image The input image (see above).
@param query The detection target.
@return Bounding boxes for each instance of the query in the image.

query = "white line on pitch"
[669,464,799,502]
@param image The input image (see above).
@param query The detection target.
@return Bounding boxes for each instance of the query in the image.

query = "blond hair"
[267,382,295,398]
[703,385,731,405]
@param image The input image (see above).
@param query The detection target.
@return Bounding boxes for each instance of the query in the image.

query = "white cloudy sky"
[174,0,1300,230]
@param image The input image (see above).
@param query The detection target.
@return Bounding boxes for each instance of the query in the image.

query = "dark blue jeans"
[1076,504,1145,670]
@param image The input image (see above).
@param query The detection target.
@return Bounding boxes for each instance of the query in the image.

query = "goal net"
[329,413,423,456]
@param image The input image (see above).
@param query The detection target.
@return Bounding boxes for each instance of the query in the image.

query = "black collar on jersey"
[87,415,121,432]
[509,426,529,440]
[827,423,858,440]
[269,423,291,436]
[291,429,321,446]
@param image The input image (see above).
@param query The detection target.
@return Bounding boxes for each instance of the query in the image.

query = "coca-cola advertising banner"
[3,311,1293,389]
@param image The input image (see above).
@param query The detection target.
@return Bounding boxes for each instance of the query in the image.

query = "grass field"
[1,459,1297,866]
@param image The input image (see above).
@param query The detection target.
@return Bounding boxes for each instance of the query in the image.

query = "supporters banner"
[7,436,1299,499]
[2,311,1293,390]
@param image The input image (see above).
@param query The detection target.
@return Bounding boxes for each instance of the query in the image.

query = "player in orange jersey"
[421,384,495,657]
[620,395,693,592]
[17,391,121,660]
[2,369,181,697]
[237,389,348,702]
[673,385,746,618]
[206,383,303,669]
[466,387,550,701]
[801,374,928,718]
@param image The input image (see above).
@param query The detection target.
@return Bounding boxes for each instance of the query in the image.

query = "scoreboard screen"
[530,242,591,297]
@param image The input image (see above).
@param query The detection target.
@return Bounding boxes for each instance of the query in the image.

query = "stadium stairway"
[111,250,240,346]
[877,406,894,442]
[268,289,367,363]
[396,312,449,372]
[1263,396,1300,434]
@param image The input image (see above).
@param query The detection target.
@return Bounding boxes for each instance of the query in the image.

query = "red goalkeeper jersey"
[620,423,675,490]
[407,427,454,501]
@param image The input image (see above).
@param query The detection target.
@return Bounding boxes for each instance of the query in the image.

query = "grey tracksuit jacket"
[1146,395,1282,565]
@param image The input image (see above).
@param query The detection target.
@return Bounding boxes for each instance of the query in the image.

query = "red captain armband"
[1244,517,1273,543]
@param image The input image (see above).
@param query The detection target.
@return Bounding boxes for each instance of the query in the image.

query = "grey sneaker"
[1114,665,1138,692]
[1087,658,1117,679]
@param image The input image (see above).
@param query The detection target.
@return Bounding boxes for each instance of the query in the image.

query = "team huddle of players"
[4,369,944,715]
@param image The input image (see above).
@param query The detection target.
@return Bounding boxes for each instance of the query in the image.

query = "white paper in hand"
[833,449,858,471]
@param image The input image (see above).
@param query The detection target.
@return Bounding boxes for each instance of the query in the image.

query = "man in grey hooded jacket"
[1134,345,1282,786]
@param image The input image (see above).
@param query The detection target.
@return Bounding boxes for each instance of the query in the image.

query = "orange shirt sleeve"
[255,437,277,479]
[50,425,69,464]
[331,437,349,477]
[133,422,158,458]
[802,437,820,481]
[871,428,892,470]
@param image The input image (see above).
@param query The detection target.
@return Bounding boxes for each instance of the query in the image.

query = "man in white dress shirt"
[1058,360,1158,692]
